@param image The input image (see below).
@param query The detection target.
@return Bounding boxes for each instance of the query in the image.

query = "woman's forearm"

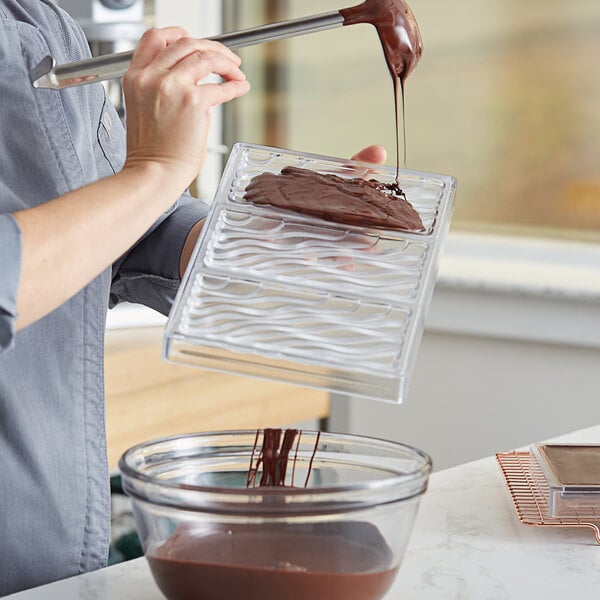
[14,162,184,330]
[13,29,250,331]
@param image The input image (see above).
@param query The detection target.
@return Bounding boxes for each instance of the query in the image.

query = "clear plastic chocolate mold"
[164,143,456,403]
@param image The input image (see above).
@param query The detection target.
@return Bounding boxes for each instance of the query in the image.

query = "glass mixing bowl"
[119,430,431,600]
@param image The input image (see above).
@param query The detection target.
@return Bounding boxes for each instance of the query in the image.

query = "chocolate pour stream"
[246,428,321,488]
[146,429,398,600]
[143,14,423,594]
[341,0,423,184]
[243,1,424,231]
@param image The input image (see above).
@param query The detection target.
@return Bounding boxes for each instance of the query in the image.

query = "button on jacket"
[0,1,208,594]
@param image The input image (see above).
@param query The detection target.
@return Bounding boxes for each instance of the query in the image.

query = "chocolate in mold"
[244,165,425,232]
[243,1,425,231]
[536,444,600,486]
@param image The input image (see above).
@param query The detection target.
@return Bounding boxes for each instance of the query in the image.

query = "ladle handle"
[30,11,344,90]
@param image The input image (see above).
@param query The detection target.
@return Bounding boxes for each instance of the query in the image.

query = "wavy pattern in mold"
[179,275,409,373]
[203,209,429,301]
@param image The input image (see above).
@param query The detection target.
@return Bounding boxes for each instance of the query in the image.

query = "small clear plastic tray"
[530,444,600,517]
[164,143,456,402]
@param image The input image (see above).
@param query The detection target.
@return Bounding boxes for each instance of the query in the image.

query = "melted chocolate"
[340,0,423,178]
[243,1,424,231]
[147,522,397,600]
[244,165,425,231]
[146,431,398,599]
[340,0,422,80]
[247,428,321,488]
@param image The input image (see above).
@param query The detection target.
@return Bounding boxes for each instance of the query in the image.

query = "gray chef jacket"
[0,1,208,594]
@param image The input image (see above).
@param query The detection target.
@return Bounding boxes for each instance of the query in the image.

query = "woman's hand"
[351,145,387,165]
[123,27,250,189]
[14,29,250,330]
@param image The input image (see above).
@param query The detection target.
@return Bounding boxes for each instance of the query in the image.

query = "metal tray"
[497,451,600,544]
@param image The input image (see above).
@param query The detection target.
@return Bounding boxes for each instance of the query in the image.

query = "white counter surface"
[8,425,600,600]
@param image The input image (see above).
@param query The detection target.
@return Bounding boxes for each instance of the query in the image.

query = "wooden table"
[104,327,330,469]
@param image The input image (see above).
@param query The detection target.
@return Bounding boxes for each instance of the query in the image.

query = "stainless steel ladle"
[30,11,344,90]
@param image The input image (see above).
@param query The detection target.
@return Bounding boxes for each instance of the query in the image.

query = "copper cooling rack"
[496,451,600,544]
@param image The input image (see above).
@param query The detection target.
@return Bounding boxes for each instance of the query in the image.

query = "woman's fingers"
[130,27,189,68]
[126,49,249,113]
[122,27,250,188]
[174,48,247,87]
[196,78,251,107]
[151,36,242,72]
[132,29,242,73]
[126,33,248,108]
[351,145,387,165]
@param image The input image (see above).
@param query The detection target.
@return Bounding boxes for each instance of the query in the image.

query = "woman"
[0,0,385,594]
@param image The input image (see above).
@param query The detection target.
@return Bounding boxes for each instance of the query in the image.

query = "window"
[223,0,600,243]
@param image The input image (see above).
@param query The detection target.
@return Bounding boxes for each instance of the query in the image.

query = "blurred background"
[51,0,600,562]
[84,0,598,243]
[57,0,600,475]
[222,0,600,242]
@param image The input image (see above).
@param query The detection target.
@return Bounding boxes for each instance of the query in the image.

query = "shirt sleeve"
[0,213,22,352]
[109,191,209,316]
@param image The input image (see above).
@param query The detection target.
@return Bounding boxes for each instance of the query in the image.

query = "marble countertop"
[8,425,600,600]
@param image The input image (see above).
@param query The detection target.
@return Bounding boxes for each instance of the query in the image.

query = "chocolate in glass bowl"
[119,430,432,600]
[147,521,398,600]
